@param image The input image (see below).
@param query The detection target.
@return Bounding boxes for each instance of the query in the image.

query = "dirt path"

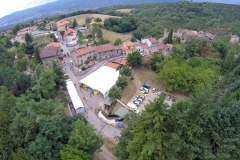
[94,135,118,160]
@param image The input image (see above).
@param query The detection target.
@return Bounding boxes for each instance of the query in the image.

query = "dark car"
[142,83,150,89]
[172,96,176,102]
[166,95,171,101]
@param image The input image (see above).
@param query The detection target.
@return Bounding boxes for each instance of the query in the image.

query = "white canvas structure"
[79,66,119,98]
[66,81,84,113]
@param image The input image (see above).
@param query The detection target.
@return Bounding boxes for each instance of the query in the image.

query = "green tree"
[32,68,57,99]
[120,65,131,77]
[12,148,40,160]
[126,50,142,66]
[108,87,122,99]
[85,17,92,25]
[213,39,229,59]
[116,76,128,89]
[130,37,137,42]
[16,57,28,71]
[13,41,20,47]
[60,119,102,160]
[25,33,33,44]
[167,28,173,44]
[150,54,164,71]
[114,38,123,46]
[34,46,42,64]
[28,115,69,160]
[95,17,102,23]
[49,60,65,88]
[0,86,16,160]
[59,30,65,39]
[25,43,34,55]
[72,18,78,28]
[96,28,103,38]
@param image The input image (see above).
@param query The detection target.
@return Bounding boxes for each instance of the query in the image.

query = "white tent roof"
[95,70,119,96]
[80,66,116,89]
[66,81,84,110]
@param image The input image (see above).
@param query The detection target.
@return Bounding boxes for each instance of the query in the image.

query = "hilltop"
[0,0,177,30]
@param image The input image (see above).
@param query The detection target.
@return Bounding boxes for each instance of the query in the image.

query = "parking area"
[129,84,179,112]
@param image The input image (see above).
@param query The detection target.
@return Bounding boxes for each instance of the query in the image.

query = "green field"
[64,14,119,25]
[101,28,132,43]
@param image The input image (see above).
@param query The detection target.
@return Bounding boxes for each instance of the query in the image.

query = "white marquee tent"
[79,66,119,98]
[66,81,84,113]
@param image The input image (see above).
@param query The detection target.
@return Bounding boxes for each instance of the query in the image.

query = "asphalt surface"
[59,35,122,139]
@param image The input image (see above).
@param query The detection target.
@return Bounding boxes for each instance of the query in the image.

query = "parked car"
[133,100,140,106]
[166,95,171,101]
[136,98,143,103]
[140,91,147,96]
[172,96,176,102]
[142,83,150,89]
[137,95,145,100]
[157,91,162,96]
[140,87,148,93]
[152,88,156,93]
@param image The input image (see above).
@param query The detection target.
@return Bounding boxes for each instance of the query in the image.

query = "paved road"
[59,35,122,139]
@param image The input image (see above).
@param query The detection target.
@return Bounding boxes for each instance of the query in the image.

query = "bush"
[131,76,134,80]
[81,66,86,70]
[17,52,25,59]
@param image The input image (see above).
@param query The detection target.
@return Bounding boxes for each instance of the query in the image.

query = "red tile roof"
[111,59,122,64]
[120,59,127,65]
[40,46,58,59]
[93,44,114,53]
[65,28,73,35]
[105,62,120,70]
[157,42,165,50]
[166,44,173,48]
[148,38,158,43]
[123,41,134,47]
[56,20,69,26]
[74,46,95,57]
[47,42,60,48]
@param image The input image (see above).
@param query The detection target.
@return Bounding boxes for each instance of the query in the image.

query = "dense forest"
[98,2,240,39]
[0,34,102,160]
[114,37,240,159]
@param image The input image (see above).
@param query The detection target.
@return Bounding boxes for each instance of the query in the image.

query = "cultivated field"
[116,8,134,13]
[64,14,120,25]
[101,28,132,43]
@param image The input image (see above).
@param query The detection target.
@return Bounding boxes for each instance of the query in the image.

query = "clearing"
[101,28,132,43]
[64,14,120,25]
[32,35,52,51]
[116,8,134,13]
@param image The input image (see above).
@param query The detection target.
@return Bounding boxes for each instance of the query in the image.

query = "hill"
[0,0,177,30]
[128,2,240,39]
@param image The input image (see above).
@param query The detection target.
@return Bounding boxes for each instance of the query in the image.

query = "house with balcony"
[72,46,95,66]
[45,21,56,30]
[123,41,135,54]
[56,20,69,31]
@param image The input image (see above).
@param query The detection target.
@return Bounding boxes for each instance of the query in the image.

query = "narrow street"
[59,35,122,140]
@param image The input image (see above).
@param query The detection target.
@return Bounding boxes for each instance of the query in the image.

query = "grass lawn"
[64,14,120,25]
[101,28,132,43]
[116,8,134,13]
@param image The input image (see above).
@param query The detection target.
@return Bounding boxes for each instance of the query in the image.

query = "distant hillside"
[0,0,177,30]
[129,2,240,39]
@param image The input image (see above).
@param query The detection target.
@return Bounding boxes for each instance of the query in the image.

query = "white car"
[140,52,146,57]
[152,88,156,93]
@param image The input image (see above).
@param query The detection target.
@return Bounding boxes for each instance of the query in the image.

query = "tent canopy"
[80,66,119,97]
[66,81,84,110]
[114,107,129,118]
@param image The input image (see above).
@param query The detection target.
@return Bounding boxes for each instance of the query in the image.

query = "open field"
[64,14,120,25]
[101,28,132,43]
[116,8,134,13]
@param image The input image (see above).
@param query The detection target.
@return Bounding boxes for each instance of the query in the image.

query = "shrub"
[81,66,86,70]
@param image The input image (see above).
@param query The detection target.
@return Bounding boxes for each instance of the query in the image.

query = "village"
[11,15,217,136]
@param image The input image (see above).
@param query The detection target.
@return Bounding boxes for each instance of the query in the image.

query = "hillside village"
[1,2,240,160]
